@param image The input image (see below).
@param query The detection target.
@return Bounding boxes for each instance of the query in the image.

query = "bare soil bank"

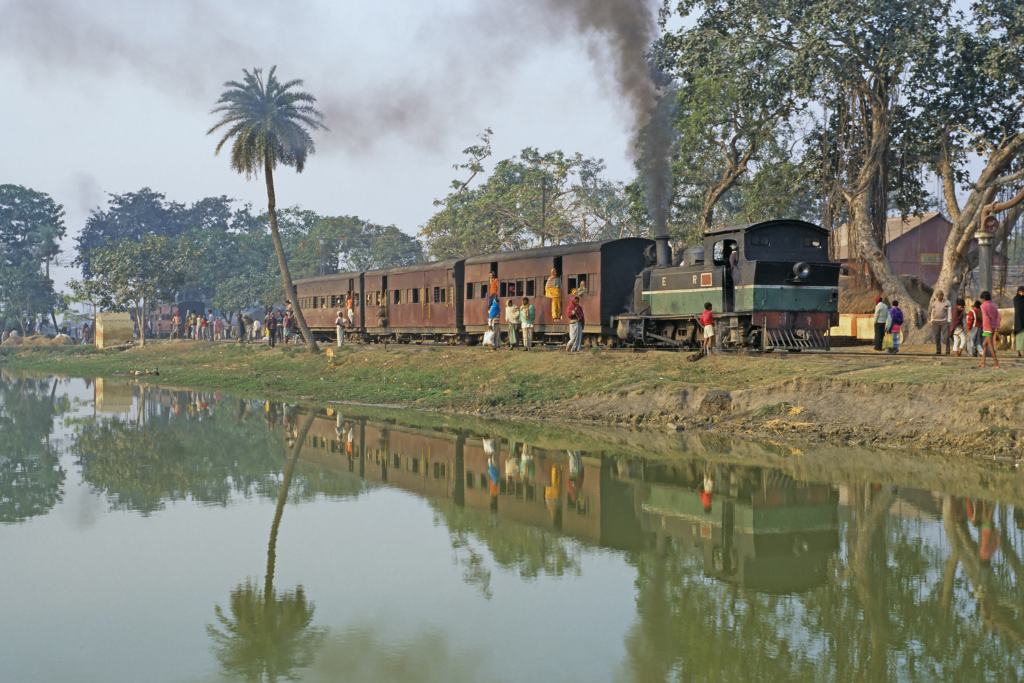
[3,341,1022,459]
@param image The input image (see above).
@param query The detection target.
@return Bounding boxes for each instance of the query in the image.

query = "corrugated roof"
[834,212,946,261]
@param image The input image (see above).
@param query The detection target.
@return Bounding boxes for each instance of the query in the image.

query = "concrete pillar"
[978,232,993,294]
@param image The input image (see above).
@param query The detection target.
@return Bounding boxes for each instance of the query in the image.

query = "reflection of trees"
[73,394,361,514]
[619,487,1024,682]
[433,500,581,598]
[0,376,68,523]
[302,624,495,683]
[208,413,326,683]
[621,541,821,682]
[943,496,1024,648]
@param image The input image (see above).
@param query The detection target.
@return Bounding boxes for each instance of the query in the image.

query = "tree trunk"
[263,155,319,352]
[931,134,1024,306]
[264,411,315,600]
[843,92,923,330]
[135,301,146,347]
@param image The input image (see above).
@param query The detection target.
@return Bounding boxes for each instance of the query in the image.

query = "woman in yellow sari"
[545,268,561,320]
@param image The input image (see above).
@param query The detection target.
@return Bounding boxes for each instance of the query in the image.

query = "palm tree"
[208,66,325,352]
[208,412,324,681]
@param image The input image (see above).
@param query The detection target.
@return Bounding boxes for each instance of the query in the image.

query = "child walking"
[699,302,715,354]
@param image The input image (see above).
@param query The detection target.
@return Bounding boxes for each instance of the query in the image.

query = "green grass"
[2,340,1021,416]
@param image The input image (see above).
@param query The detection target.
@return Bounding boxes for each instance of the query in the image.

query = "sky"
[0,0,659,290]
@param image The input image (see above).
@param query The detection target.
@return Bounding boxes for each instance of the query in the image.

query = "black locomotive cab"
[618,219,840,351]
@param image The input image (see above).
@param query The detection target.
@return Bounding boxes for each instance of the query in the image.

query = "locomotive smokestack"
[640,78,676,268]
[525,1,677,266]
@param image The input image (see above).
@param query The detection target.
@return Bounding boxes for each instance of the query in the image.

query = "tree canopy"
[420,130,644,259]
[0,184,66,332]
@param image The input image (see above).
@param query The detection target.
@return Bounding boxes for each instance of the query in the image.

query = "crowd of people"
[871,285,1024,368]
[168,303,307,348]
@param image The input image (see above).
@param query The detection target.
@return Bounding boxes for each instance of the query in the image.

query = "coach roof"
[703,219,825,237]
[363,258,463,277]
[464,237,653,265]
[293,270,363,285]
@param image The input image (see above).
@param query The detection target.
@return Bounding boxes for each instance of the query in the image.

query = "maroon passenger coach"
[293,237,654,345]
[463,238,653,342]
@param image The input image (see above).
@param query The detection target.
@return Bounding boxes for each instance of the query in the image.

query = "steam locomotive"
[294,219,840,350]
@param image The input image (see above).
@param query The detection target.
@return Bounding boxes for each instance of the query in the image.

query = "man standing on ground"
[565,295,585,352]
[979,290,1000,369]
[950,298,967,356]
[265,309,277,348]
[236,311,246,343]
[520,297,535,350]
[505,298,519,349]
[1014,285,1024,358]
[929,291,951,355]
[487,295,500,350]
[335,310,345,348]
[872,297,888,352]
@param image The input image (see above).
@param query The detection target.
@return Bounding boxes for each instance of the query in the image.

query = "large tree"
[656,6,808,237]
[290,215,424,275]
[208,66,326,352]
[0,184,65,333]
[76,188,187,278]
[422,130,643,259]
[910,0,1024,305]
[70,235,191,346]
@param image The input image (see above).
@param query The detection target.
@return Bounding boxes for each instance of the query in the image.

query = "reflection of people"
[967,498,1001,565]
[566,451,584,507]
[545,269,561,320]
[544,464,562,527]
[700,468,714,513]
[519,444,534,480]
[487,456,500,510]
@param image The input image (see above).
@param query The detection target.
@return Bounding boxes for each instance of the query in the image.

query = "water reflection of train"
[296,411,840,593]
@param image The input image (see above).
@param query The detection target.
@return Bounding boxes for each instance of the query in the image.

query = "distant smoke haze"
[1,1,672,167]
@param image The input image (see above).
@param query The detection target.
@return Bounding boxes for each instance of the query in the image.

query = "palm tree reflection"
[208,411,325,682]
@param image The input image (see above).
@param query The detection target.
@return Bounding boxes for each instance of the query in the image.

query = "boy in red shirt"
[979,290,1001,369]
[699,302,715,354]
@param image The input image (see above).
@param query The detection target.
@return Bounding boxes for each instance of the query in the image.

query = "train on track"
[294,219,840,351]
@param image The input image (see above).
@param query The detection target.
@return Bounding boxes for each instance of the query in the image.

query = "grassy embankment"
[2,340,1022,455]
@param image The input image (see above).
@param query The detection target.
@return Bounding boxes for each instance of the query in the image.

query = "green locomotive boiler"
[615,219,840,350]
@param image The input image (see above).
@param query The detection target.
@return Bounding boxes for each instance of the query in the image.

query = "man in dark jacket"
[1014,285,1024,357]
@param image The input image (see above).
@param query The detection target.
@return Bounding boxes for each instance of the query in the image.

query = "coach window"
[466,282,474,300]
[466,471,475,488]
[431,286,439,303]
[479,282,487,299]
[526,279,536,296]
[393,290,400,305]
[516,280,525,297]
[412,288,420,304]
[499,281,508,297]
[440,287,447,303]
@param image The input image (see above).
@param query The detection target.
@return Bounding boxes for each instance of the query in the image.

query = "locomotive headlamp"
[792,261,811,281]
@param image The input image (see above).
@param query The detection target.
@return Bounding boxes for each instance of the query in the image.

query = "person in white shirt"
[872,296,889,352]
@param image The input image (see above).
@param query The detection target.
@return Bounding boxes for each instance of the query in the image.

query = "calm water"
[1,373,1022,683]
